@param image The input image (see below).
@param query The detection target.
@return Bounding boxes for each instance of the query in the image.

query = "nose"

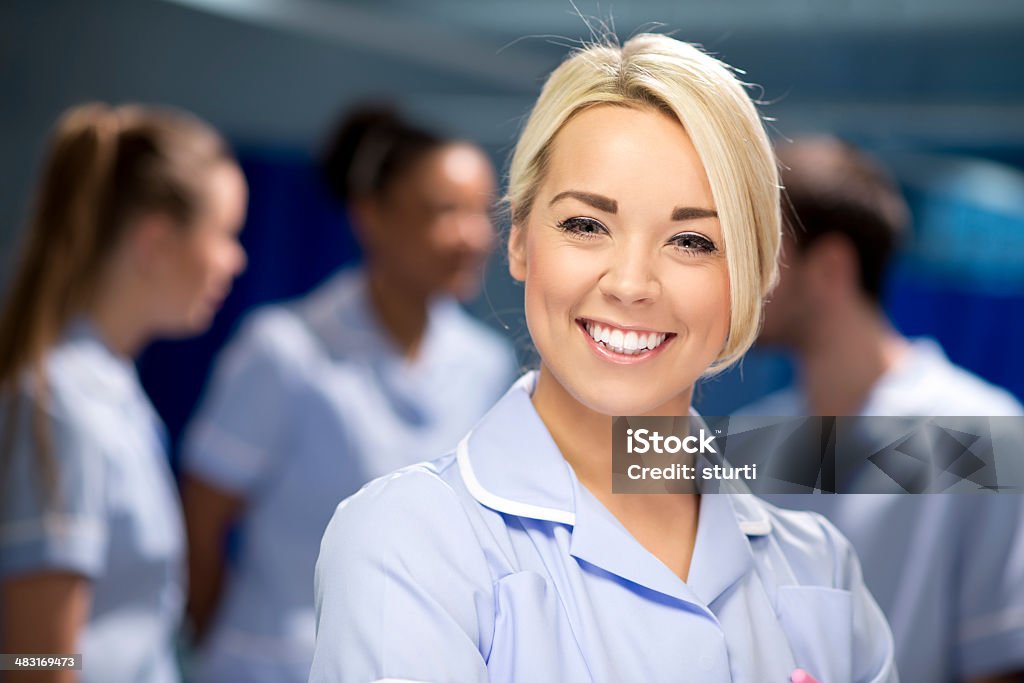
[598,242,660,305]
[452,210,495,255]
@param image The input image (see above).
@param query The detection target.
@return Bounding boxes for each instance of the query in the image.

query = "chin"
[176,310,216,337]
[442,277,481,302]
[561,369,690,417]
[191,312,218,334]
[454,262,487,291]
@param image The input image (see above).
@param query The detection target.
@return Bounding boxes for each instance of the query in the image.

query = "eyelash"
[555,216,606,240]
[670,232,718,255]
[555,217,718,255]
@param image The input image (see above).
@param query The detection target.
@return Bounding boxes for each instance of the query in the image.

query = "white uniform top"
[182,268,518,683]
[310,372,897,683]
[742,337,1024,681]
[0,319,185,683]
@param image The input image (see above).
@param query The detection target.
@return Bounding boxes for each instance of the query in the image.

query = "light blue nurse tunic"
[310,373,898,683]
[183,268,518,683]
[0,320,185,683]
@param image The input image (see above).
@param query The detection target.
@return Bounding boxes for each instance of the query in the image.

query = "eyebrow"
[671,206,719,221]
[549,190,718,222]
[549,190,617,213]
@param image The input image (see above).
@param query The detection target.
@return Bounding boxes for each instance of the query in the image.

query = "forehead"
[205,162,247,223]
[415,144,495,193]
[542,104,714,208]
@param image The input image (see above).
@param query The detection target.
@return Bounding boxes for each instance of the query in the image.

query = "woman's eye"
[556,217,607,239]
[671,232,717,254]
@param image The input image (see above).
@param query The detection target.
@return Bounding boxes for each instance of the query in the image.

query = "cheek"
[425,219,455,253]
[388,212,437,261]
[155,241,195,287]
[667,263,732,342]
[522,238,594,325]
[175,237,227,295]
[187,241,218,280]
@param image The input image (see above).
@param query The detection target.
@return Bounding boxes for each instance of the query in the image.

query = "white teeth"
[583,320,669,355]
[609,328,624,350]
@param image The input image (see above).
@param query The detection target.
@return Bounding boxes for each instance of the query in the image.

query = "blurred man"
[743,137,1024,683]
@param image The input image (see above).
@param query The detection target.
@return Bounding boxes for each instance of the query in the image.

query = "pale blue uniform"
[310,373,897,683]
[0,320,185,683]
[743,338,1024,681]
[183,269,517,683]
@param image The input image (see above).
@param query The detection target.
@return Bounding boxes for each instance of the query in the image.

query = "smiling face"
[360,143,497,301]
[509,104,731,417]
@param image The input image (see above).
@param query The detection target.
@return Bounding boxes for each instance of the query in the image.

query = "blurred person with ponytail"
[180,105,516,683]
[0,104,248,682]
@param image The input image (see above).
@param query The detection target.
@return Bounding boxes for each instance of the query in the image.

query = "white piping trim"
[456,436,575,526]
[730,493,773,537]
[708,475,773,537]
[738,519,772,536]
[0,514,105,545]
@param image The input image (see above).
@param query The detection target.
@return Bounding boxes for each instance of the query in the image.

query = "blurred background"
[2,0,1023,454]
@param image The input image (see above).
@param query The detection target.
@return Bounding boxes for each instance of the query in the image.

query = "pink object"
[791,669,821,683]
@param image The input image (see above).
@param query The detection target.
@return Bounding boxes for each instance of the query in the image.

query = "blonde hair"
[507,34,780,374]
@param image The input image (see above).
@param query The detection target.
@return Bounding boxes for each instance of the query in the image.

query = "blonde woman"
[310,35,896,683]
[0,104,247,682]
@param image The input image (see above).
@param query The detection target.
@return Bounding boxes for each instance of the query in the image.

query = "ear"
[805,233,858,300]
[507,222,527,282]
[348,197,379,247]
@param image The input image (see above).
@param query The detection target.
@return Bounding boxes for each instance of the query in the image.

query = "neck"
[795,299,909,416]
[366,267,429,360]
[530,364,694,494]
[531,366,613,492]
[84,272,151,359]
[530,364,701,582]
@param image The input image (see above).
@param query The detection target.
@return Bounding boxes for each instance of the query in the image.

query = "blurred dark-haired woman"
[180,105,516,683]
[0,103,247,682]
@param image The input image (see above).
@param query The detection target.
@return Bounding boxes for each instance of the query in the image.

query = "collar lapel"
[687,493,772,607]
[568,481,704,605]
[458,372,774,608]
[457,373,576,524]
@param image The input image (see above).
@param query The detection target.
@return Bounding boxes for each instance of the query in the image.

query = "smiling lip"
[576,318,675,364]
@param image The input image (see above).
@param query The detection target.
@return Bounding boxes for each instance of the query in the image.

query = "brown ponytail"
[0,102,233,499]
